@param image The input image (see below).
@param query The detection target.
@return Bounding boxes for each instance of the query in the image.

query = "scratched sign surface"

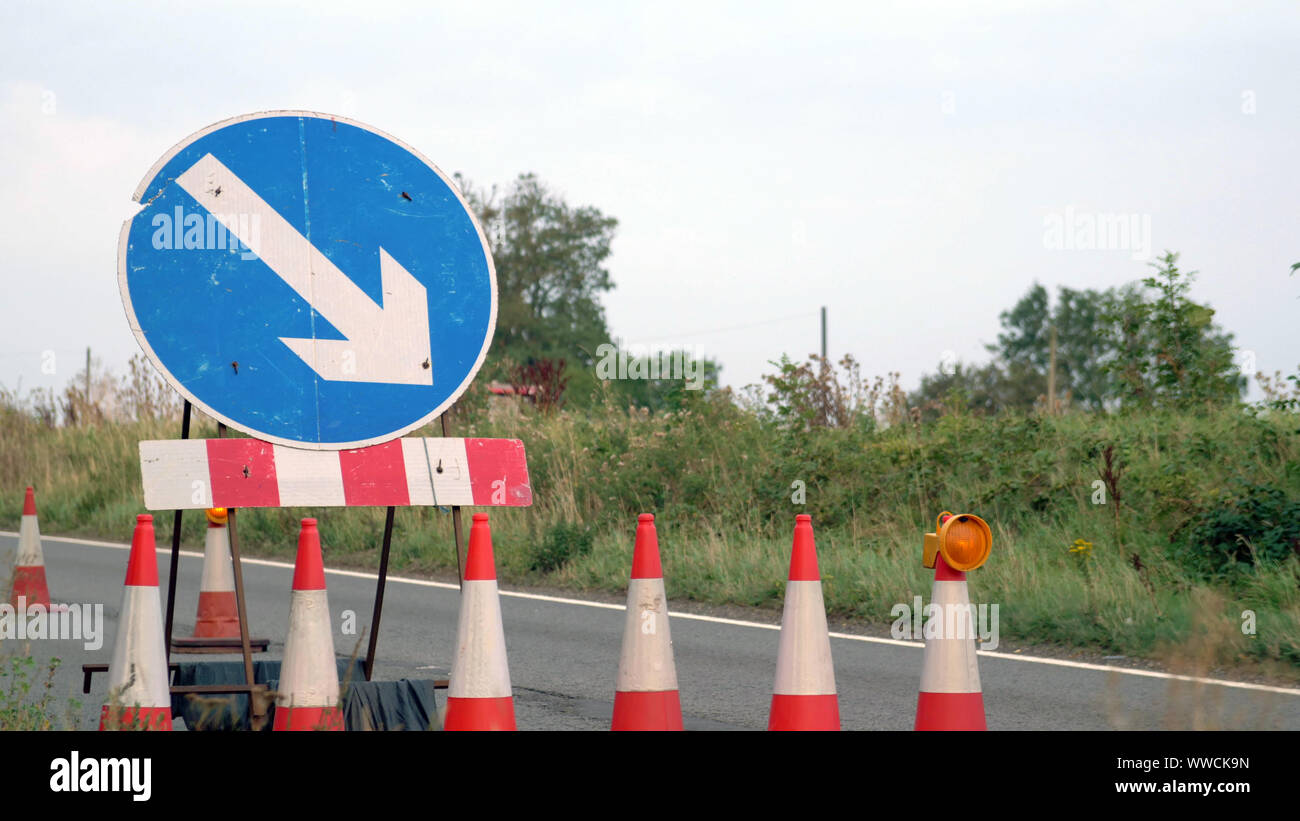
[118,111,497,449]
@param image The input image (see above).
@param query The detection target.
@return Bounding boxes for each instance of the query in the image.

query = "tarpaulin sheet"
[343,678,440,731]
[170,660,441,731]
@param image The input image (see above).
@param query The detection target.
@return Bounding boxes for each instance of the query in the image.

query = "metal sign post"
[162,399,191,661]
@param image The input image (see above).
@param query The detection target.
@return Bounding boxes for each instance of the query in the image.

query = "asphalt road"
[3,531,1298,731]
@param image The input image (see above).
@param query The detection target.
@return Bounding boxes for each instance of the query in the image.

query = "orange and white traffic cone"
[274,518,343,731]
[914,513,991,731]
[191,508,239,638]
[11,486,51,610]
[100,514,172,731]
[914,553,985,730]
[444,513,516,730]
[769,514,839,730]
[612,514,682,731]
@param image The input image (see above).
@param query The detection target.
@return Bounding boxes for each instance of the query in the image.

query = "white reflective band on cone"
[448,579,512,699]
[773,580,837,695]
[918,579,982,694]
[200,526,235,593]
[16,514,43,566]
[107,586,170,708]
[278,589,340,708]
[616,577,678,692]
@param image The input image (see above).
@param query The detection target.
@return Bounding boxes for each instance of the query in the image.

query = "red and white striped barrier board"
[138,437,531,510]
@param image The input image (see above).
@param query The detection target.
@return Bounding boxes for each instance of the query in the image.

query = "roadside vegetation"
[0,655,78,730]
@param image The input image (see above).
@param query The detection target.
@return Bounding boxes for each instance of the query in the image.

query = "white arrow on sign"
[174,153,433,386]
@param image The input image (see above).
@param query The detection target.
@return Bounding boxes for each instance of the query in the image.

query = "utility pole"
[85,346,91,403]
[820,306,827,362]
[1047,326,1057,416]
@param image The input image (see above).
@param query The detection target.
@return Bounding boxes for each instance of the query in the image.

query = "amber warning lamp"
[922,511,991,572]
[205,507,229,525]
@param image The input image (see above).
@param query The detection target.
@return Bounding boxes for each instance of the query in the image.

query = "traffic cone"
[191,508,239,638]
[444,513,516,730]
[100,514,172,731]
[274,518,343,731]
[769,514,839,730]
[10,487,51,609]
[914,552,986,730]
[611,514,682,731]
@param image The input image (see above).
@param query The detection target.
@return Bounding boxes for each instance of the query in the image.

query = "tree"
[1104,251,1244,409]
[1052,286,1114,410]
[456,173,618,384]
[990,282,1113,411]
[919,252,1244,415]
[991,282,1051,372]
[911,359,1044,418]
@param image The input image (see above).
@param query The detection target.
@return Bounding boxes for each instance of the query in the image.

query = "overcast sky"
[2,0,1297,404]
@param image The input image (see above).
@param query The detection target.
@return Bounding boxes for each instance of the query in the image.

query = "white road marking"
[13,531,1299,697]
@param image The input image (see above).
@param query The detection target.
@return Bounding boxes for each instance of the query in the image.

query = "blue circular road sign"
[118,111,497,449]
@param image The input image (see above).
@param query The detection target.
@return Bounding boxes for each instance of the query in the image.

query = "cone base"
[273,705,344,731]
[443,696,516,731]
[612,690,683,731]
[193,591,241,638]
[915,691,986,730]
[768,693,840,730]
[10,566,50,608]
[99,706,172,731]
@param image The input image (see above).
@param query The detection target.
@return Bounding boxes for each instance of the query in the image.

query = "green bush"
[531,522,594,573]
[1177,480,1300,576]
